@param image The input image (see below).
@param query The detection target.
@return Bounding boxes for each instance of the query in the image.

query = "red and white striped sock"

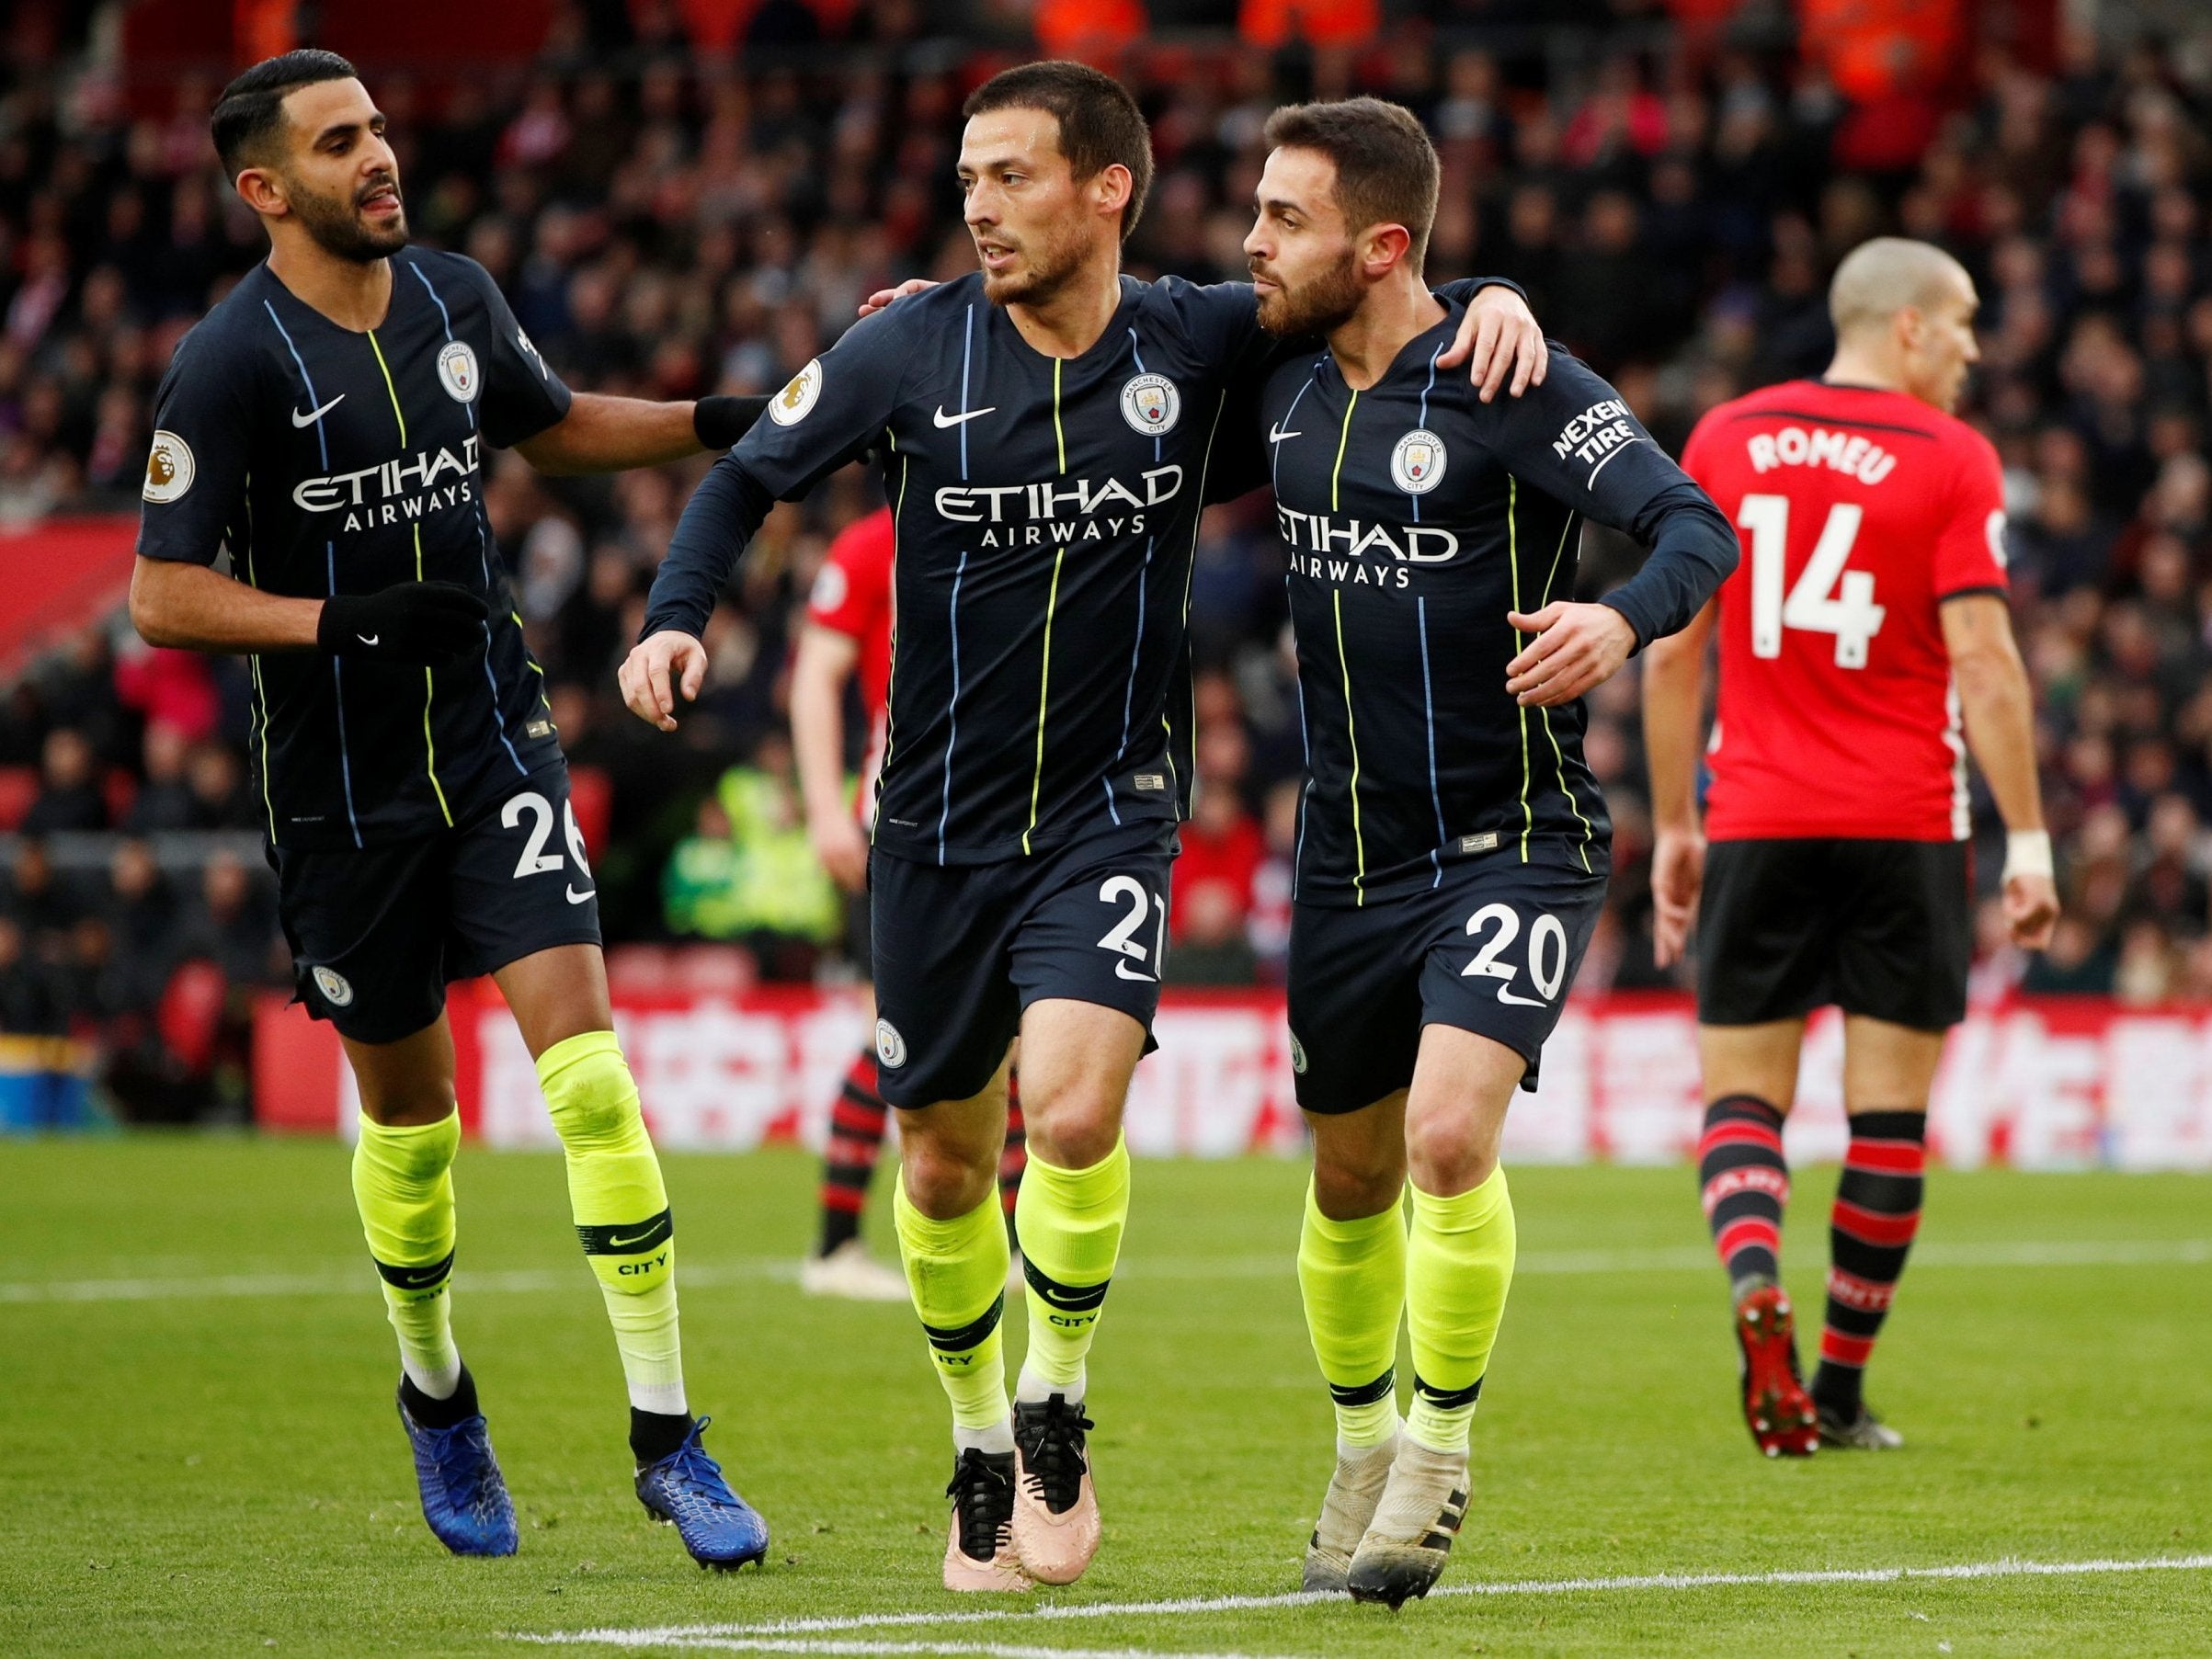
[816,1044,888,1256]
[1696,1094,1790,1301]
[1812,1110,1927,1417]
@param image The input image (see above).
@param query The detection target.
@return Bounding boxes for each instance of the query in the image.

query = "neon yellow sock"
[351,1111,462,1397]
[1013,1135,1130,1400]
[1298,1179,1406,1449]
[1405,1165,1516,1454]
[538,1030,685,1417]
[893,1181,1010,1433]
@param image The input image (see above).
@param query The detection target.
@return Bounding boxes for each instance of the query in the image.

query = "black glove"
[317,581,488,665]
[693,393,772,450]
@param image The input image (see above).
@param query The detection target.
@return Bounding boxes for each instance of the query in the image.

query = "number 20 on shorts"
[1463,902,1568,1007]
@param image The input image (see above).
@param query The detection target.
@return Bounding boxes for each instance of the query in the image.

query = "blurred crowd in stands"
[5,9,2212,1118]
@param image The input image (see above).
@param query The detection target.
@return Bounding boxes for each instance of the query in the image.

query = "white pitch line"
[542,1641,1298,1659]
[519,1554,2212,1650]
[6,1237,2206,1306]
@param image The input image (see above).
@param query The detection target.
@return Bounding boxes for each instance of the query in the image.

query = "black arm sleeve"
[644,311,910,641]
[1477,347,1737,649]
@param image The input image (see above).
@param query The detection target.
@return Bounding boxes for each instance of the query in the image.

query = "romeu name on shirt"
[645,271,1515,868]
[135,250,572,849]
[1255,313,1739,906]
[1682,379,2010,844]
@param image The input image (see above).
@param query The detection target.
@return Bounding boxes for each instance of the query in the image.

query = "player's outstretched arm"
[513,392,770,476]
[624,313,912,732]
[1640,597,1716,968]
[131,556,487,665]
[1942,594,2059,949]
[790,625,868,892]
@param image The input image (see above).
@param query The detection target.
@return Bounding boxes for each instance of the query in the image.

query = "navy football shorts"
[868,819,1177,1109]
[1288,844,1609,1114]
[272,761,603,1045]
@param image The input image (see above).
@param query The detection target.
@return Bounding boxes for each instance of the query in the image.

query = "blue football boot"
[396,1379,519,1557]
[634,1416,770,1570]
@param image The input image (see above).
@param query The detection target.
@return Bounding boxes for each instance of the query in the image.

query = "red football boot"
[1735,1285,1819,1458]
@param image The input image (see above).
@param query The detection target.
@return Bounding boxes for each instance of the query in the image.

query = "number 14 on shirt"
[1738,492,1887,669]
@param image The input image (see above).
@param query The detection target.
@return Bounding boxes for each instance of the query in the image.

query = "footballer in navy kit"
[128,51,776,1570]
[622,62,1547,1593]
[1234,101,1738,1609]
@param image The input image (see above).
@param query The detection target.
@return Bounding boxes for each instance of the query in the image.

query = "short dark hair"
[1262,97,1441,272]
[963,61,1153,243]
[210,50,360,177]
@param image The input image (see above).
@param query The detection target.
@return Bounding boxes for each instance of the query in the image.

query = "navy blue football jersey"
[136,251,571,848]
[1260,310,1737,905]
[646,272,1514,868]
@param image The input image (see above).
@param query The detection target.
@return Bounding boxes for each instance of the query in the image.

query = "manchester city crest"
[874,1017,908,1069]
[1119,371,1180,436]
[1391,427,1447,494]
[437,340,481,403]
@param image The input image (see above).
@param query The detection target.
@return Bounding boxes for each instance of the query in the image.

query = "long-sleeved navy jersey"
[1259,308,1738,906]
[645,271,1511,868]
[135,252,572,850]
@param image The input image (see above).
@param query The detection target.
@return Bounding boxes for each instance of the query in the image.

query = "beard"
[976,218,1089,307]
[1253,248,1364,338]
[290,172,409,263]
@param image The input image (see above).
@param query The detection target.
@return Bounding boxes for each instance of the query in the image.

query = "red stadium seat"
[0,766,36,830]
[157,959,228,1077]
[569,764,612,860]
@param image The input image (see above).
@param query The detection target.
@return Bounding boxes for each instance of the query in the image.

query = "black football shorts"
[868,819,1177,1109]
[1696,836,1972,1031]
[272,761,602,1045]
[1287,844,1610,1114]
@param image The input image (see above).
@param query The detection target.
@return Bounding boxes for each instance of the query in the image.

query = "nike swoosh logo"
[357,633,379,646]
[292,394,345,427]
[1114,960,1157,982]
[566,886,595,904]
[933,405,996,428]
[603,1229,657,1250]
[1269,423,1301,443]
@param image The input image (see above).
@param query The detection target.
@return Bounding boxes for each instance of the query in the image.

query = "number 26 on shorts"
[1462,902,1568,1007]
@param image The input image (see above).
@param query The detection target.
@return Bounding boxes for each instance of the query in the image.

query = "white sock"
[1016,1360,1084,1406]
[954,1416,1016,1456]
[400,1351,462,1400]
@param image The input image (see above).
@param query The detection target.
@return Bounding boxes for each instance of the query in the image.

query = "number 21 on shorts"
[1096,874,1167,983]
[1462,902,1568,1007]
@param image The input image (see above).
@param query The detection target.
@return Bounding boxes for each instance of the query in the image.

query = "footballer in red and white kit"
[1685,384,2008,848]
[1643,240,2058,1460]
[791,506,1026,1299]
[804,506,896,833]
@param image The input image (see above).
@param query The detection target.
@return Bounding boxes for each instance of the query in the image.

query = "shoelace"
[425,1419,498,1515]
[655,1418,740,1511]
[1015,1400,1095,1514]
[945,1451,1015,1560]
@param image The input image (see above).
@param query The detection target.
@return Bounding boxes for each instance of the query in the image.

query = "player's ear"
[1092,163,1134,227]
[234,165,290,222]
[1363,222,1413,279]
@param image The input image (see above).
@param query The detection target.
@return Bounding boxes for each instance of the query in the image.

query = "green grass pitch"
[1,1137,2206,1656]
